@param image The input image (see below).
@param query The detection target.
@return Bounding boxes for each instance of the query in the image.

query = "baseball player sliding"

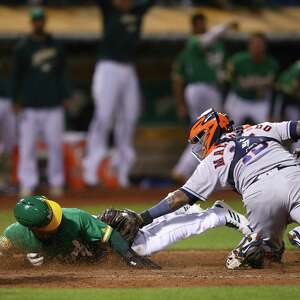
[119,108,300,269]
[0,195,250,267]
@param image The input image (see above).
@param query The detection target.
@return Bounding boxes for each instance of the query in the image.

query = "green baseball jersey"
[3,208,112,261]
[11,34,71,108]
[277,61,300,97]
[173,35,225,85]
[97,0,155,62]
[228,51,279,100]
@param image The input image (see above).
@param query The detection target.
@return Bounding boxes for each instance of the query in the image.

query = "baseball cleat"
[226,232,264,270]
[288,229,300,248]
[213,200,252,236]
[175,204,204,215]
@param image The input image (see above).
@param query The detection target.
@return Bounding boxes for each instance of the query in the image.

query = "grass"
[0,199,297,250]
[1,286,300,300]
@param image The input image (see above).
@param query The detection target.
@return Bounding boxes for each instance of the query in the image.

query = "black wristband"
[140,211,153,226]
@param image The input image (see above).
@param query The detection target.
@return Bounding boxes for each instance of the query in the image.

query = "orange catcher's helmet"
[188,108,233,160]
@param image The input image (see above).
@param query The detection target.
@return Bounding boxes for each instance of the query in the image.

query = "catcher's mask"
[188,108,234,161]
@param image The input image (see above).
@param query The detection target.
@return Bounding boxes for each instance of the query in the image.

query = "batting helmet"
[14,195,62,233]
[188,108,233,160]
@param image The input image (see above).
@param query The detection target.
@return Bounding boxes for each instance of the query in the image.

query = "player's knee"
[131,244,148,256]
[131,234,149,256]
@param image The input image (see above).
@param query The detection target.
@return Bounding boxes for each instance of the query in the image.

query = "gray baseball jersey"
[182,121,298,198]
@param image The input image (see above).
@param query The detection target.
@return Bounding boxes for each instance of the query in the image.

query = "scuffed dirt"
[1,251,300,288]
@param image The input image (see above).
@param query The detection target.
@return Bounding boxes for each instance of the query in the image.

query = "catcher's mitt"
[98,208,143,245]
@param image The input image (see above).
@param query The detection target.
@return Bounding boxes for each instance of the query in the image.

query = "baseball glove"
[98,208,143,245]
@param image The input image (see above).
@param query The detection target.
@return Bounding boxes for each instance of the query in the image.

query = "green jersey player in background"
[224,32,279,125]
[172,13,236,183]
[275,61,300,150]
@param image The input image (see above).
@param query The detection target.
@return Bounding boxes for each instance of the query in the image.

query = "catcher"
[0,195,250,267]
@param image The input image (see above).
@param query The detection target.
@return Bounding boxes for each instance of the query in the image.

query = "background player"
[0,59,16,194]
[11,8,72,197]
[276,60,300,122]
[133,108,300,269]
[225,32,279,125]
[83,0,156,188]
[172,14,235,182]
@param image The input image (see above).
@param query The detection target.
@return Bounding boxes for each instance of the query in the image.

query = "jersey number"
[255,124,272,132]
[242,141,269,164]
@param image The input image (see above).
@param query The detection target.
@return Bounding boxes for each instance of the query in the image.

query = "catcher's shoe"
[175,204,204,215]
[226,232,265,270]
[288,229,300,248]
[213,200,252,236]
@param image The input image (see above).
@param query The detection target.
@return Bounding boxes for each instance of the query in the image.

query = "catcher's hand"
[123,249,161,270]
[98,208,143,245]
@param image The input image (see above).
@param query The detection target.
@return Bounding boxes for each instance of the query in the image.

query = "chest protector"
[220,129,280,189]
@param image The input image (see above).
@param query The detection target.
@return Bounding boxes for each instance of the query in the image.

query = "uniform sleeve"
[270,121,298,142]
[4,224,41,253]
[79,211,113,243]
[181,159,219,201]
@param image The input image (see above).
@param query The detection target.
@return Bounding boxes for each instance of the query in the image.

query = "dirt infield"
[1,251,300,288]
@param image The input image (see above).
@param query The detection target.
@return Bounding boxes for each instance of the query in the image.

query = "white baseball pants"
[18,107,65,190]
[173,83,222,178]
[132,205,226,256]
[83,60,140,186]
[225,92,270,125]
[0,98,16,154]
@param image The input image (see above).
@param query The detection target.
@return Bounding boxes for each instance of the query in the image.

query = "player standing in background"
[172,14,235,182]
[11,8,72,197]
[0,60,16,194]
[83,0,156,188]
[225,32,279,125]
[276,61,300,121]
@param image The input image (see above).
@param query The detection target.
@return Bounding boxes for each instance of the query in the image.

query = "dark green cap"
[30,7,46,21]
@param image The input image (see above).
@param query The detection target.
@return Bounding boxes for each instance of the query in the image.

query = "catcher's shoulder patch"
[0,236,13,251]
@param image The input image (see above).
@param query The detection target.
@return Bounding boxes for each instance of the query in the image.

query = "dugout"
[1,5,300,179]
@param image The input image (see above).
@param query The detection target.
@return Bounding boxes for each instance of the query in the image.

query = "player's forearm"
[140,190,190,226]
[200,23,231,48]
